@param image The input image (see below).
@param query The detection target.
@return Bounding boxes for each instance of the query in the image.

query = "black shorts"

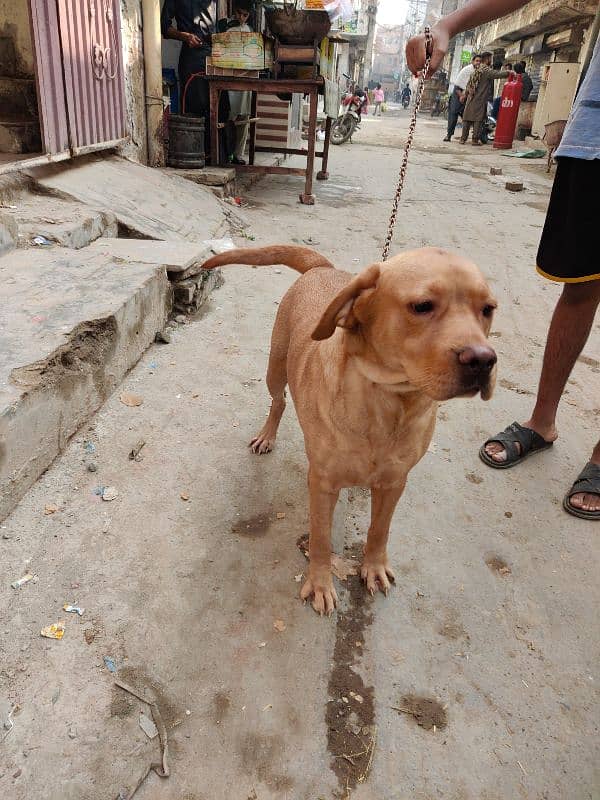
[537,156,600,283]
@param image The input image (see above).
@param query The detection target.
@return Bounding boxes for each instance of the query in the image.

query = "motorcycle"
[481,102,496,143]
[331,92,366,145]
[401,95,410,109]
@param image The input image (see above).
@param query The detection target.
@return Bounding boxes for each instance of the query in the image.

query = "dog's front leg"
[300,471,340,616]
[362,483,406,596]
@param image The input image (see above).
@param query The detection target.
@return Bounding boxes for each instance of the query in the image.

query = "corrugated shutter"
[29,0,70,156]
[56,0,127,154]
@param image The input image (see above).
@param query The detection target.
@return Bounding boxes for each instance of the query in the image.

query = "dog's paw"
[300,570,338,616]
[249,428,276,455]
[361,560,395,596]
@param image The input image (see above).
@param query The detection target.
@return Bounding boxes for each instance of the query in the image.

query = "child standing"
[223,0,253,165]
[372,83,385,116]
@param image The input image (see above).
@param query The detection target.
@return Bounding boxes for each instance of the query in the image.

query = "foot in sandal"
[480,424,600,519]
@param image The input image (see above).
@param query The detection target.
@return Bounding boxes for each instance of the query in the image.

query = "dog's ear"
[312,264,380,341]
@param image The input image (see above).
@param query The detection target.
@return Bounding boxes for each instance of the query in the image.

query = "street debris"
[11,573,34,589]
[103,656,117,673]
[391,695,448,731]
[119,392,143,407]
[1,700,14,741]
[32,235,52,246]
[102,486,119,502]
[505,181,524,192]
[129,440,146,461]
[52,688,60,705]
[204,236,236,255]
[87,462,98,473]
[490,167,503,175]
[114,679,170,798]
[68,726,77,739]
[44,503,59,515]
[294,574,303,583]
[41,621,66,640]
[84,629,96,645]
[84,441,96,454]
[276,512,286,520]
[63,604,85,616]
[155,329,171,344]
[139,712,158,739]
[273,619,286,633]
[102,517,112,534]
[180,492,190,502]
[486,555,512,576]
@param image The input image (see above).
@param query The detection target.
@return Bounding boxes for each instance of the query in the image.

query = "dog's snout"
[458,345,497,374]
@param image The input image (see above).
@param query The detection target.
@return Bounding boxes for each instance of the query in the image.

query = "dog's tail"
[202,245,334,274]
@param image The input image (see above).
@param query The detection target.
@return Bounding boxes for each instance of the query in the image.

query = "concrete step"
[0,113,42,154]
[0,76,38,117]
[27,154,228,242]
[0,247,171,521]
[1,193,118,249]
[0,37,16,76]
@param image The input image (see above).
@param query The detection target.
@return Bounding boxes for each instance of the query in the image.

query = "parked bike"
[331,91,367,145]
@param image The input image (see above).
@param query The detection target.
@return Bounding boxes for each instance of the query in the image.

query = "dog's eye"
[482,304,496,318]
[412,301,434,314]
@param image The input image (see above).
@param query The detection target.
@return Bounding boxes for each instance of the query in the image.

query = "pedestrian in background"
[444,53,481,141]
[222,0,253,165]
[372,84,385,115]
[461,51,511,145]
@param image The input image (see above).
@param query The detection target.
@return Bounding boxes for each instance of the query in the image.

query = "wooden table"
[207,76,331,205]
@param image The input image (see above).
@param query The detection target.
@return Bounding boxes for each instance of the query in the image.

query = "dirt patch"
[231,512,272,537]
[438,620,470,641]
[578,354,600,369]
[499,378,533,396]
[466,472,483,485]
[239,732,294,792]
[393,695,448,731]
[326,543,376,797]
[10,318,118,391]
[110,666,182,729]
[213,691,231,723]
[485,555,512,576]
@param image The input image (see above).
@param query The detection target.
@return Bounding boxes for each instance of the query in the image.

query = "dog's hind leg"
[250,319,289,455]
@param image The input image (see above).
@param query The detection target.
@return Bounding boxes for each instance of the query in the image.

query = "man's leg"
[460,120,471,143]
[485,280,600,511]
[472,119,483,143]
[446,93,459,139]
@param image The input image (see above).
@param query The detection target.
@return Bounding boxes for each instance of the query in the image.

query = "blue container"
[162,68,180,114]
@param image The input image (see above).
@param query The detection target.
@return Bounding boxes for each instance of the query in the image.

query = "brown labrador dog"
[202,246,497,614]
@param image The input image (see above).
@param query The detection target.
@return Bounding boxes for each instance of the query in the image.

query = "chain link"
[381,26,433,262]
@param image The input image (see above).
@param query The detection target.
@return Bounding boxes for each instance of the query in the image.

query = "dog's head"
[313,247,497,401]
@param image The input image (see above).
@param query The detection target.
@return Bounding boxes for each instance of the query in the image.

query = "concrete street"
[1,107,599,800]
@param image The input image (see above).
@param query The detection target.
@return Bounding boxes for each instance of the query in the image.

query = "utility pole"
[361,2,379,87]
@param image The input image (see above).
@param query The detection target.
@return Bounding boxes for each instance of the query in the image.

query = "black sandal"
[563,463,600,520]
[479,422,553,469]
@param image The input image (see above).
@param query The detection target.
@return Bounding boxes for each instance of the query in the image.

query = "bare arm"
[406,0,532,75]
[164,26,203,48]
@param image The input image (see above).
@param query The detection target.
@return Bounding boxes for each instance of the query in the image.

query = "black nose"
[458,345,497,374]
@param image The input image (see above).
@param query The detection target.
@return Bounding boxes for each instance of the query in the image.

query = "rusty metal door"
[29,0,70,157]
[56,0,127,154]
[30,0,127,156]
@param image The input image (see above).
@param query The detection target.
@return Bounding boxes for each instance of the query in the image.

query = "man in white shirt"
[444,53,481,142]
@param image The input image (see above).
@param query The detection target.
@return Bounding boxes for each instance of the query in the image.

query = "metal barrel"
[167,113,206,169]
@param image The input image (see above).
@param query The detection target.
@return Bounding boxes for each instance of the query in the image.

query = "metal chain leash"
[382,26,433,262]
